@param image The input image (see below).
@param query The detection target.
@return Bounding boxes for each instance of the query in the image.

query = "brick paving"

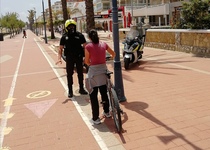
[0,30,210,150]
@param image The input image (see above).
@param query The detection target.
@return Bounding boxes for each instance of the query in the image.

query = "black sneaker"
[68,92,73,98]
[79,89,88,95]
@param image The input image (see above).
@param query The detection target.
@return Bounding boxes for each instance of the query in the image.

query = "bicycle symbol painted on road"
[26,90,51,99]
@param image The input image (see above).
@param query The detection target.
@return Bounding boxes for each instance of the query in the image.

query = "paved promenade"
[0,30,210,150]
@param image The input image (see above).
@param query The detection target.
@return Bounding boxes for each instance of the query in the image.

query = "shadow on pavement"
[121,101,202,150]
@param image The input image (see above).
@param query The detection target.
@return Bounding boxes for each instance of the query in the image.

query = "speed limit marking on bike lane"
[26,90,51,99]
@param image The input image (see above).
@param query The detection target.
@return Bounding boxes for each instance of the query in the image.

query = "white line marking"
[48,46,57,54]
[0,55,13,63]
[0,39,25,148]
[171,63,210,75]
[145,57,210,75]
[0,70,53,79]
[35,39,109,150]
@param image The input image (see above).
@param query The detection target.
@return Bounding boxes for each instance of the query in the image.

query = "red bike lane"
[0,31,103,150]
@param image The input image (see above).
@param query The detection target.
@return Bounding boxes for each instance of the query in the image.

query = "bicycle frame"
[106,70,123,133]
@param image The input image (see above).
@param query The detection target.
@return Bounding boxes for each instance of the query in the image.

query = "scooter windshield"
[126,29,139,40]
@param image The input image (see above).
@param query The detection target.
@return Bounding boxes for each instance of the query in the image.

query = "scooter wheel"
[124,58,130,70]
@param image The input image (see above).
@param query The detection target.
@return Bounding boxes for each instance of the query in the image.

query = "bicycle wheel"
[110,88,122,132]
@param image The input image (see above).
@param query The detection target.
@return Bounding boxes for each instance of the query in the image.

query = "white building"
[47,1,75,21]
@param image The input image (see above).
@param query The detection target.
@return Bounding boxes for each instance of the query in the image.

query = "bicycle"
[106,70,123,133]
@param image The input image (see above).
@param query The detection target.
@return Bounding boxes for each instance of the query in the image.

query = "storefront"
[73,6,132,32]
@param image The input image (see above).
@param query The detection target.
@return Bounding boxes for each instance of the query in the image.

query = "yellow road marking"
[3,98,15,107]
[0,113,14,119]
[3,127,13,135]
[0,147,11,150]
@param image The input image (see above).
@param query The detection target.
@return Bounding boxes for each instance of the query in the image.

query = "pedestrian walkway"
[1,29,210,150]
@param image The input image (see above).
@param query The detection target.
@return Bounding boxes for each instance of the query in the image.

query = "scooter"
[122,23,146,70]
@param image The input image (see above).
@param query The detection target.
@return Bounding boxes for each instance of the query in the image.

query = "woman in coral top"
[85,29,115,125]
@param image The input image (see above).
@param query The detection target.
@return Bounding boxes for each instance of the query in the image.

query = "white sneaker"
[103,112,111,118]
[92,118,101,125]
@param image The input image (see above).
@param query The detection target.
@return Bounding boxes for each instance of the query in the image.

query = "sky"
[0,0,58,22]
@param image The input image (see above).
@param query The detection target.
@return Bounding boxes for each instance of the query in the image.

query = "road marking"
[26,90,51,99]
[2,127,13,136]
[0,113,14,119]
[145,57,210,75]
[0,147,10,150]
[170,63,210,75]
[0,38,25,148]
[24,99,57,119]
[36,40,109,150]
[3,98,15,107]
[0,70,53,79]
[0,55,12,64]
[48,46,57,55]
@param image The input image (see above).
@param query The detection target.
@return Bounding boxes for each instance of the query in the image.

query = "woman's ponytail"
[88,29,99,44]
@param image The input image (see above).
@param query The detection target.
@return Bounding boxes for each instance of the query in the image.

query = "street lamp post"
[112,0,126,102]
[42,0,48,44]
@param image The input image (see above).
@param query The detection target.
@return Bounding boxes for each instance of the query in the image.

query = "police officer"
[56,19,88,98]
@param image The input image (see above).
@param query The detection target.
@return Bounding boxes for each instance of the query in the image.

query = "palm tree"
[85,0,95,33]
[61,0,68,22]
[53,10,63,27]
[27,10,35,31]
[48,0,55,39]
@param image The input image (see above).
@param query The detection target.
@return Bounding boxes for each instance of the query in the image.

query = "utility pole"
[111,0,126,102]
[42,0,48,44]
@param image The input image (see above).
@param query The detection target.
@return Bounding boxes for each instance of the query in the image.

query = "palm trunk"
[61,0,68,22]
[85,0,95,33]
[48,0,55,39]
